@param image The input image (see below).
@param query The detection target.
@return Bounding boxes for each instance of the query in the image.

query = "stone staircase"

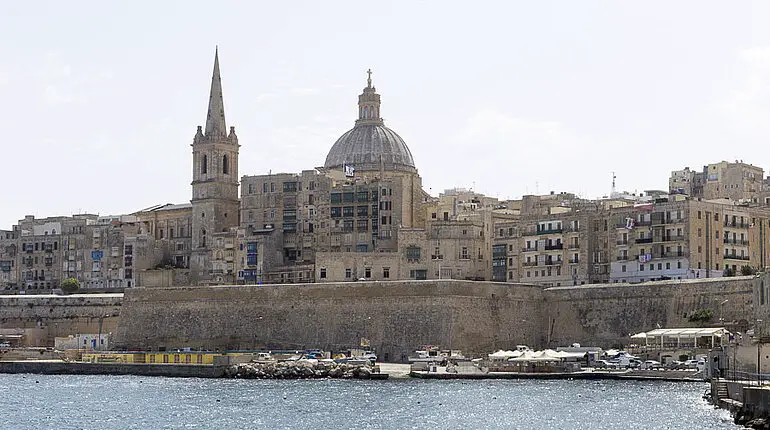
[715,380,729,401]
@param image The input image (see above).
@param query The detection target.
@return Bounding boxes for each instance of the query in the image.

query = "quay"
[709,375,770,428]
[411,369,704,382]
[0,360,225,378]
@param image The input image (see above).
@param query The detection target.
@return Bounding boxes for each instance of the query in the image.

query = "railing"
[545,260,561,266]
[724,254,750,261]
[725,370,770,385]
[724,222,750,229]
[521,247,538,252]
[537,228,563,235]
[568,244,580,249]
[616,240,629,245]
[635,238,653,244]
[661,235,685,242]
[724,239,749,246]
[522,261,538,267]
[616,256,630,261]
[545,243,564,250]
[569,259,579,264]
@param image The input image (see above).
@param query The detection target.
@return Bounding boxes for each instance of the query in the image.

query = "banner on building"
[344,165,355,177]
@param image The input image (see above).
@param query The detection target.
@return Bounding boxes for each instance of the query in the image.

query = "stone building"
[670,161,764,202]
[0,230,18,290]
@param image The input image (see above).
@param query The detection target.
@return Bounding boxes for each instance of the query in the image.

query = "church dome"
[324,70,416,173]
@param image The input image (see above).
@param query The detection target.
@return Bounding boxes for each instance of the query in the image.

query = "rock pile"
[224,360,375,379]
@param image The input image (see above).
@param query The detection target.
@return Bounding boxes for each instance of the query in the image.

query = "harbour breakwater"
[224,361,380,379]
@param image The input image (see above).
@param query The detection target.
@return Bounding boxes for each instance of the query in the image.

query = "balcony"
[545,259,562,266]
[723,239,749,246]
[661,235,685,242]
[568,244,580,249]
[537,228,563,235]
[616,240,629,246]
[523,261,538,267]
[724,254,750,261]
[635,238,653,244]
[545,243,564,250]
[616,255,630,261]
[521,247,538,252]
[724,222,749,229]
[662,252,684,258]
[569,258,580,264]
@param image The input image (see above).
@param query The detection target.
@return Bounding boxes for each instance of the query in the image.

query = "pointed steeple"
[205,46,227,138]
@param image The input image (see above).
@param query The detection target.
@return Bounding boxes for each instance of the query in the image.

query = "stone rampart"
[113,280,546,362]
[542,276,754,347]
[0,294,122,347]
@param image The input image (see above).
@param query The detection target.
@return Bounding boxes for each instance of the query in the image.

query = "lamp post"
[719,299,729,324]
[757,319,763,385]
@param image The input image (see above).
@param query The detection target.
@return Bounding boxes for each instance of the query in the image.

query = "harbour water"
[2,374,736,429]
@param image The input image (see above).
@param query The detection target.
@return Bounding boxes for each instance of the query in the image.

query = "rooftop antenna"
[611,172,616,196]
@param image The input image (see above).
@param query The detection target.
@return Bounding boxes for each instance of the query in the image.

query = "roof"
[324,123,416,173]
[631,327,727,338]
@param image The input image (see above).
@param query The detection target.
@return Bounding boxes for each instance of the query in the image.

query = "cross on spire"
[366,69,372,88]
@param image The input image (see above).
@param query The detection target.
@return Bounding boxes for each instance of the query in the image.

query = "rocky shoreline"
[224,361,379,379]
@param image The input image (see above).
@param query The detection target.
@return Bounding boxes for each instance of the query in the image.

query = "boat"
[407,346,465,364]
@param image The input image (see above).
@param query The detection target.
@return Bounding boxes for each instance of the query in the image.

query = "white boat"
[408,346,465,363]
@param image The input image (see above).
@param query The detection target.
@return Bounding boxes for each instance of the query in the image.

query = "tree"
[741,265,757,276]
[724,267,737,277]
[688,308,714,323]
[60,278,80,294]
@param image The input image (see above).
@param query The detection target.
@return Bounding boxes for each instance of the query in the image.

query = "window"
[222,154,229,174]
[406,246,421,262]
[365,268,371,278]
[201,154,207,174]
[345,268,352,278]
[320,268,327,279]
[383,267,390,278]
[461,247,469,259]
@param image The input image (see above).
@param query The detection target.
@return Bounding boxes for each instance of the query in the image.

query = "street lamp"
[757,319,763,384]
[719,299,729,323]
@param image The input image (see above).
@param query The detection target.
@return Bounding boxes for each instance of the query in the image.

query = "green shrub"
[60,278,80,294]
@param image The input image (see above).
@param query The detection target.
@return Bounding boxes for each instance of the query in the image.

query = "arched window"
[201,154,208,174]
[223,154,229,175]
[364,106,369,119]
[201,229,207,248]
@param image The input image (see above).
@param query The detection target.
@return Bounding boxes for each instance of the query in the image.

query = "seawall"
[0,361,224,378]
[113,280,547,362]
[542,276,754,348]
[0,294,122,347]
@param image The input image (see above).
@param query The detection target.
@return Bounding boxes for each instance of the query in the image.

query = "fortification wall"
[114,280,546,362]
[543,276,755,348]
[0,294,122,347]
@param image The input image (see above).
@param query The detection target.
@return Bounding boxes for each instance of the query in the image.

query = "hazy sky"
[2,1,770,229]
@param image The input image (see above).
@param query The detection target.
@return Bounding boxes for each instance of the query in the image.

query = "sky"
[1,1,770,229]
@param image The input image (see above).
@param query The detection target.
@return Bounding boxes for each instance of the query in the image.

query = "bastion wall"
[112,280,547,362]
[542,276,756,348]
[1,276,759,358]
[0,294,122,347]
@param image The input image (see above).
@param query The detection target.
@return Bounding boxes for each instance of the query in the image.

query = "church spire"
[357,68,382,125]
[205,46,227,138]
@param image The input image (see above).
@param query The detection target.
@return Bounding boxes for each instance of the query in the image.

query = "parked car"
[683,359,699,369]
[640,360,663,370]
[596,360,619,369]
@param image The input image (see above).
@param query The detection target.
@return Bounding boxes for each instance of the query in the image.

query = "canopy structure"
[630,327,728,349]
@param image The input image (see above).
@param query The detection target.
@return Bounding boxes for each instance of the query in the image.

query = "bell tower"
[190,47,240,281]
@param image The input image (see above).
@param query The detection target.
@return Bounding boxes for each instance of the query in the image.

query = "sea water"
[0,375,737,429]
